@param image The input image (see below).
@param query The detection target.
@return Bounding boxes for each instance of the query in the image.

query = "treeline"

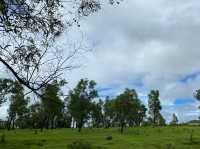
[0,79,179,133]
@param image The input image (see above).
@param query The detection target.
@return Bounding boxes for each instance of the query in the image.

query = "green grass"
[0,126,200,149]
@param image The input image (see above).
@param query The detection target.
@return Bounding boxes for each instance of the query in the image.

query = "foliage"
[114,88,146,133]
[90,99,104,128]
[40,80,65,129]
[68,79,98,132]
[194,89,200,101]
[148,90,162,126]
[7,81,29,129]
[0,0,123,94]
[158,113,166,126]
[170,113,178,126]
[0,79,14,106]
[103,97,116,128]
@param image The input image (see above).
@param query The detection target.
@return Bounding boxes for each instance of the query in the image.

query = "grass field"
[0,126,200,149]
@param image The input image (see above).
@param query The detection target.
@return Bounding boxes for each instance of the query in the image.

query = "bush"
[0,133,6,144]
[67,140,92,149]
[105,135,112,140]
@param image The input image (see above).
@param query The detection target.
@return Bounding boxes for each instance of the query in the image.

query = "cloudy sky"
[1,0,200,122]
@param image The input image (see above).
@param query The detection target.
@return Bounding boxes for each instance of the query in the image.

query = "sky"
[1,0,200,123]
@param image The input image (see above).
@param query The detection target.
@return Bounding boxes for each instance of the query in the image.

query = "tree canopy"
[0,0,123,94]
[148,90,163,126]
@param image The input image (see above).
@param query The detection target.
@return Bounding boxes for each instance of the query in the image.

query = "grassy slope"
[0,126,200,149]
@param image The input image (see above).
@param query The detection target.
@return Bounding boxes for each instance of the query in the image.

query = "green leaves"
[0,79,14,106]
[148,90,163,126]
[15,0,25,5]
[68,79,98,132]
[0,3,5,13]
[194,89,200,101]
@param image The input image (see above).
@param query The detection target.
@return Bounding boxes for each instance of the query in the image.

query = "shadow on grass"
[23,139,47,147]
[183,140,200,145]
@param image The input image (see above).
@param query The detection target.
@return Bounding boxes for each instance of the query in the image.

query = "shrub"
[0,133,6,144]
[105,135,112,141]
[67,140,92,149]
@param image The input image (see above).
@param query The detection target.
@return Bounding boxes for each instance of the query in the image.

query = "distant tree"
[170,113,178,126]
[91,99,104,128]
[28,102,45,129]
[103,97,116,128]
[68,79,98,132]
[194,89,200,100]
[56,112,72,128]
[194,90,200,120]
[148,90,162,126]
[126,90,147,127]
[158,113,166,126]
[114,88,143,133]
[7,82,29,129]
[41,80,65,129]
[133,104,147,126]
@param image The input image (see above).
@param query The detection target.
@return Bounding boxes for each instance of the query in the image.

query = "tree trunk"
[78,127,81,132]
[7,120,11,131]
[78,120,83,132]
[12,119,15,129]
[120,123,124,134]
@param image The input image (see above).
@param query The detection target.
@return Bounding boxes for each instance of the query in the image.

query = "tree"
[126,90,146,127]
[91,99,104,128]
[41,80,65,129]
[0,0,123,94]
[0,79,13,107]
[194,90,200,120]
[28,102,44,129]
[170,113,178,126]
[148,90,162,126]
[7,81,29,129]
[133,104,147,126]
[114,88,142,133]
[68,79,98,132]
[194,89,200,100]
[103,96,116,128]
[158,113,166,126]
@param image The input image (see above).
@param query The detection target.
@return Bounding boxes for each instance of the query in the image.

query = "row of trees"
[0,78,179,133]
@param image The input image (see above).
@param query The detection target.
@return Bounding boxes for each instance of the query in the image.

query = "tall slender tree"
[103,96,116,128]
[91,99,104,128]
[148,90,162,126]
[170,113,178,126]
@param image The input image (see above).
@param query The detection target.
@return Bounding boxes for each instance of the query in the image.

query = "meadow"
[0,126,200,149]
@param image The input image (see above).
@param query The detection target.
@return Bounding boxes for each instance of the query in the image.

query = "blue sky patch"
[174,99,195,105]
[180,72,200,83]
